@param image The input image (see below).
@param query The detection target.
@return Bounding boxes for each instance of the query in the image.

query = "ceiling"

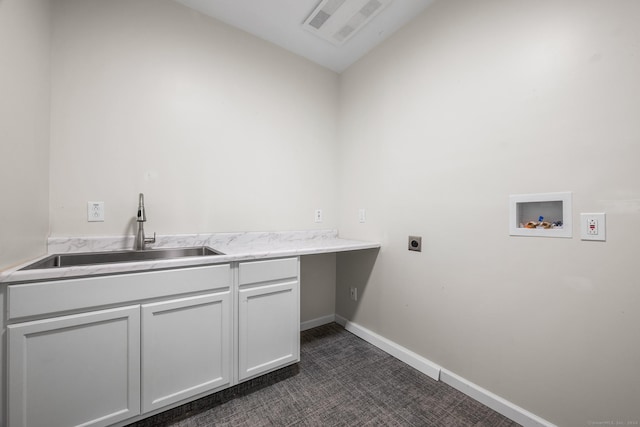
[173,0,434,73]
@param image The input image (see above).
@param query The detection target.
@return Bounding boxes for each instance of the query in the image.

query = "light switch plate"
[580,213,605,241]
[358,209,366,223]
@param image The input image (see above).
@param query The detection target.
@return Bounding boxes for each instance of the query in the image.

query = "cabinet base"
[125,363,299,427]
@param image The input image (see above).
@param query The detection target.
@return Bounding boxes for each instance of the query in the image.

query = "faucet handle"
[145,232,156,245]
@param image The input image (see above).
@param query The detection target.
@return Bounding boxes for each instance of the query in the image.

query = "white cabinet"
[238,258,300,381]
[3,258,300,427]
[141,291,232,412]
[4,264,231,427]
[7,306,141,427]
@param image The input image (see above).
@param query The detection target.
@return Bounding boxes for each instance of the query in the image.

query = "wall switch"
[314,209,323,223]
[580,213,606,241]
[358,209,366,223]
[87,201,105,222]
[350,287,358,301]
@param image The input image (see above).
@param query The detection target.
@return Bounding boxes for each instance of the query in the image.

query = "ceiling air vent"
[303,0,394,46]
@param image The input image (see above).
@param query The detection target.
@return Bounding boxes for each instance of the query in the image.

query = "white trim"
[334,316,556,427]
[300,314,335,331]
[334,315,441,381]
[509,192,573,238]
[440,369,556,427]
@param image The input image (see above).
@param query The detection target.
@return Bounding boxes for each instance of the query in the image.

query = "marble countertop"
[1,230,380,284]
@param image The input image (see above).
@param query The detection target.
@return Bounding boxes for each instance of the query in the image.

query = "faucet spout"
[137,193,147,222]
[134,193,156,250]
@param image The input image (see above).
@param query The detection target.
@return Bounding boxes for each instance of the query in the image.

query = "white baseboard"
[300,314,335,331]
[440,369,556,427]
[334,315,555,427]
[334,315,441,381]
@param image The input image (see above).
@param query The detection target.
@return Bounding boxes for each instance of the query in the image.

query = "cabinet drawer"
[238,258,299,285]
[7,264,231,321]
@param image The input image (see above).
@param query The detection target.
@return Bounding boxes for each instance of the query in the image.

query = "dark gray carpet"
[130,323,521,426]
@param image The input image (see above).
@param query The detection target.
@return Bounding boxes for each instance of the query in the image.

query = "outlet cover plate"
[87,201,105,222]
[580,213,605,241]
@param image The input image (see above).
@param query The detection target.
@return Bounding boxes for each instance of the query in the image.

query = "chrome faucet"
[134,193,156,250]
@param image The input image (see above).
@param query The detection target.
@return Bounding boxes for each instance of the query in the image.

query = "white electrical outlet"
[580,213,606,241]
[358,209,366,223]
[314,209,323,223]
[87,201,105,222]
[349,287,358,301]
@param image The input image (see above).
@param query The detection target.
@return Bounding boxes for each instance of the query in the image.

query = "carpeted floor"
[130,323,521,426]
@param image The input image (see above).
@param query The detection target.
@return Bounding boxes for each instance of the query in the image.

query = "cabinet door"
[7,306,141,427]
[141,291,232,413]
[238,280,299,381]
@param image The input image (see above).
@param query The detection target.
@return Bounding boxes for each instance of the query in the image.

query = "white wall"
[300,253,336,325]
[0,0,51,421]
[49,0,339,237]
[337,1,640,426]
[0,0,51,270]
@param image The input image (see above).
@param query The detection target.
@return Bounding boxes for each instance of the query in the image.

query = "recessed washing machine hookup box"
[509,192,572,238]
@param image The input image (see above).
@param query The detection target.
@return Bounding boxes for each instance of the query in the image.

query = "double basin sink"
[21,246,224,270]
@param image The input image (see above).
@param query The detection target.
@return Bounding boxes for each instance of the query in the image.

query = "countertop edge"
[0,233,380,284]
